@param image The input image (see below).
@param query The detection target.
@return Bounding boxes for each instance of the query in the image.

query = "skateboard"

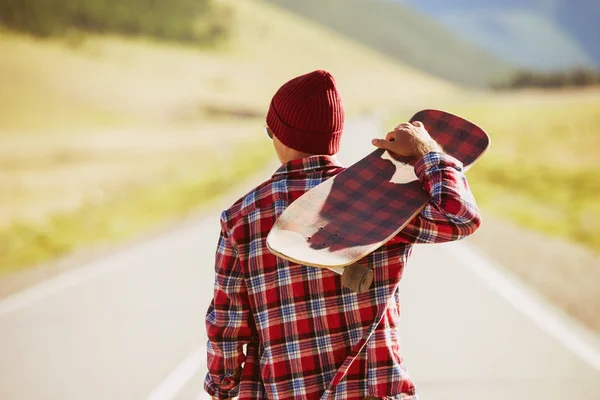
[266,109,490,293]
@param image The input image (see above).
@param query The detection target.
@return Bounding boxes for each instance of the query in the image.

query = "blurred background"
[0,0,599,399]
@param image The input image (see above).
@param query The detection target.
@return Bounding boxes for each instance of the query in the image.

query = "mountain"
[553,0,600,66]
[400,0,600,70]
[264,0,514,87]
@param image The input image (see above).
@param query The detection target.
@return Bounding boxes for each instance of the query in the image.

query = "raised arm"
[372,121,481,244]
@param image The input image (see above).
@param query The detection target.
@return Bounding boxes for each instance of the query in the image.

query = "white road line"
[447,241,600,372]
[147,347,206,400]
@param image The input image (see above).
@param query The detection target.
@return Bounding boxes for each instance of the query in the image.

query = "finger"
[395,122,412,130]
[412,121,424,128]
[371,138,392,150]
[385,131,397,141]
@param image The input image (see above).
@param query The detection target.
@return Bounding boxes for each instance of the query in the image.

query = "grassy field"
[0,0,451,277]
[450,90,600,252]
[0,0,229,46]
[0,139,273,276]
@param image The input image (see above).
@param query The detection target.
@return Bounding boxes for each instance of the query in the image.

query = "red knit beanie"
[266,70,345,155]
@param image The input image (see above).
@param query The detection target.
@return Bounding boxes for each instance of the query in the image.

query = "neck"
[280,151,315,164]
[281,153,338,165]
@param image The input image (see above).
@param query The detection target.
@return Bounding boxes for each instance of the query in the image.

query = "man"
[205,70,481,399]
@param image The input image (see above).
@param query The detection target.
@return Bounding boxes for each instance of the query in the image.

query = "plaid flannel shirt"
[205,152,481,399]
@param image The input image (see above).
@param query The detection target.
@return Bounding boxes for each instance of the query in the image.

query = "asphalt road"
[1,116,599,399]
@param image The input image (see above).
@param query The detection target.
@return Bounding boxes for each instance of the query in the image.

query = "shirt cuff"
[204,373,240,399]
[413,151,463,177]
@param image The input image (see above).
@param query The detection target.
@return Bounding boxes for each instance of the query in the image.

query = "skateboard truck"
[341,264,373,294]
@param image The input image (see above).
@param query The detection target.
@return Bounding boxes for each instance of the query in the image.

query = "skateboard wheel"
[341,264,373,293]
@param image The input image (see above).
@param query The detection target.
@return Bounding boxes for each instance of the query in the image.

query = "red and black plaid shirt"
[205,152,481,399]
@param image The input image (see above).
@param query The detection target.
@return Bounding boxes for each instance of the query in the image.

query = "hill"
[402,0,600,70]
[264,0,513,87]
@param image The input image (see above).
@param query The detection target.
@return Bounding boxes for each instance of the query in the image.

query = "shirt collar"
[272,155,343,178]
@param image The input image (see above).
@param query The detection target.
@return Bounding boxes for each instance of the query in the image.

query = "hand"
[372,121,442,159]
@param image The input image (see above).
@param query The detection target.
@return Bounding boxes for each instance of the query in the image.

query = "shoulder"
[220,164,345,231]
[219,176,281,231]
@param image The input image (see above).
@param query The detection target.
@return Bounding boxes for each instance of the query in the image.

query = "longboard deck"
[266,109,490,270]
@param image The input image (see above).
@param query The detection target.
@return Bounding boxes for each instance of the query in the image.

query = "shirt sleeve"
[204,221,254,399]
[393,152,482,244]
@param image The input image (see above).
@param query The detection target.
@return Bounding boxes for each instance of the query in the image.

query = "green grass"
[0,139,274,277]
[411,92,600,252]
[0,0,230,47]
